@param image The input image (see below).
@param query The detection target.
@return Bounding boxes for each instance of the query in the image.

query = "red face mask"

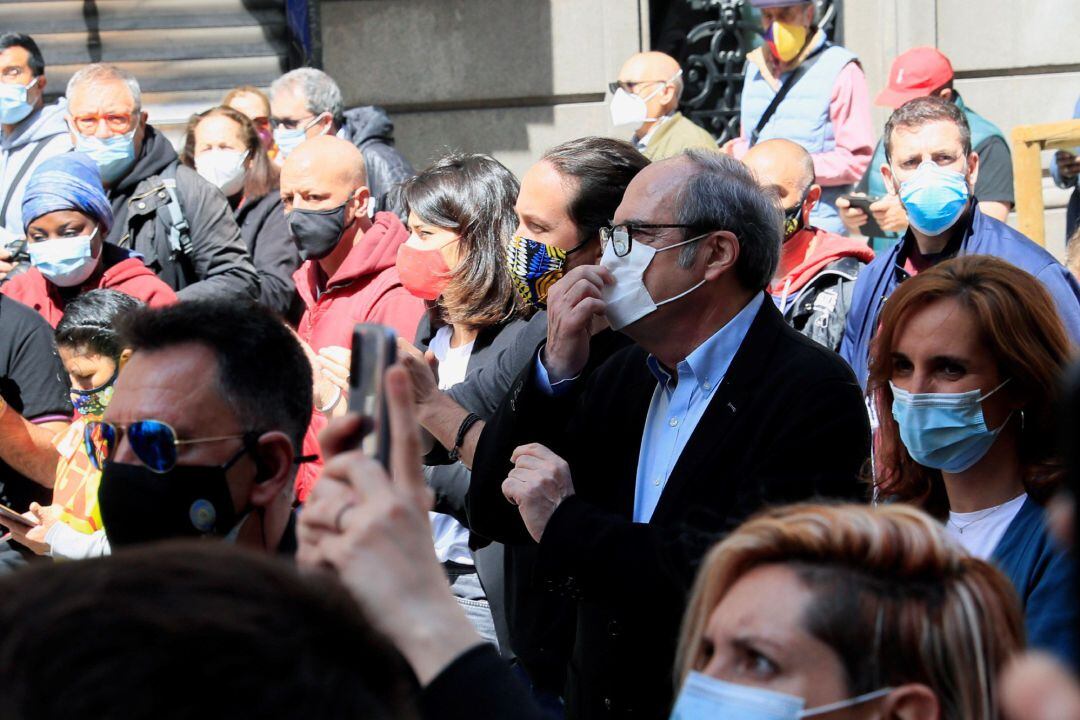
[396,235,457,301]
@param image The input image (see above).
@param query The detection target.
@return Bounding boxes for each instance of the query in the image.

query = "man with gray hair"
[608,50,717,160]
[467,149,871,718]
[269,67,414,217]
[65,63,259,300]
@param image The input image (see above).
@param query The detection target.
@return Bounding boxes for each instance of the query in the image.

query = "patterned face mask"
[506,234,579,309]
[70,373,117,418]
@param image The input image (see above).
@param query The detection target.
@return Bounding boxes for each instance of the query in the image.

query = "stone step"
[0,0,284,34]
[33,25,287,66]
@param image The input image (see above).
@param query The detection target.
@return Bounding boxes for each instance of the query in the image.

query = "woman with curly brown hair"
[867,253,1076,666]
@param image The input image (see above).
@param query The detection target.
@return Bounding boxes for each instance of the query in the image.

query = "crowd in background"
[0,1,1079,717]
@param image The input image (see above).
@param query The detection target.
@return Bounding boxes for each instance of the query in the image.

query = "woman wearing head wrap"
[0,152,175,327]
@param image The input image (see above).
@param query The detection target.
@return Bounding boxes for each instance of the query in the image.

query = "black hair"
[0,541,419,719]
[542,137,650,244]
[119,300,313,449]
[402,152,525,328]
[884,95,972,163]
[54,289,142,360]
[0,33,45,77]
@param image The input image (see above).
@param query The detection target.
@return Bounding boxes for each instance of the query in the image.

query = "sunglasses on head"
[83,420,256,474]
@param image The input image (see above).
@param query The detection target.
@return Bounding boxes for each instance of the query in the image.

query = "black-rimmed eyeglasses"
[599,224,700,257]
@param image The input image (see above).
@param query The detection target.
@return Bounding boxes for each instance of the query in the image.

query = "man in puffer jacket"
[269,68,414,219]
[744,138,874,352]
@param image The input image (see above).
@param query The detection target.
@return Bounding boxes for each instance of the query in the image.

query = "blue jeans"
[446,562,499,652]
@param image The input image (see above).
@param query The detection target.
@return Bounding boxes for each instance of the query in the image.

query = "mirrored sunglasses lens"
[83,421,115,471]
[128,420,178,473]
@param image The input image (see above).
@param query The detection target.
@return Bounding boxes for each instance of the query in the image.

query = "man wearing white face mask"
[468,150,871,719]
[65,64,259,303]
[0,33,73,280]
[840,96,1080,390]
[608,51,718,161]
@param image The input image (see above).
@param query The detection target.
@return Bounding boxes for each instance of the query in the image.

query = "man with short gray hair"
[65,63,259,300]
[269,67,413,217]
[468,149,871,718]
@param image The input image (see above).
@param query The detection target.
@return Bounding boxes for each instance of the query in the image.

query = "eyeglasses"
[84,419,253,474]
[71,113,136,134]
[599,223,700,257]
[269,114,320,131]
[607,80,667,95]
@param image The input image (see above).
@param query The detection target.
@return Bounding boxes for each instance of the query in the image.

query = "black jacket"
[107,126,259,301]
[234,191,303,323]
[338,106,415,220]
[468,297,871,719]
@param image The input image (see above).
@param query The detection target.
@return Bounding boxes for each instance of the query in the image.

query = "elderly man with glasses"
[65,64,259,301]
[467,149,871,719]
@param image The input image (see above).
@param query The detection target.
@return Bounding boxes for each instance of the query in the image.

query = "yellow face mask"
[765,20,808,63]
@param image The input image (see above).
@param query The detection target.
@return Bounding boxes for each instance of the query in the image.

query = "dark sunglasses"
[84,420,253,474]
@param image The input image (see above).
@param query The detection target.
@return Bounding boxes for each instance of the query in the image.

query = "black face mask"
[288,201,351,261]
[99,441,257,548]
[782,199,806,241]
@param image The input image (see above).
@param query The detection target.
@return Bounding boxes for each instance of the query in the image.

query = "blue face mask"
[28,227,100,287]
[273,115,323,158]
[897,161,971,236]
[0,77,38,125]
[670,672,893,719]
[890,379,1011,474]
[75,129,137,184]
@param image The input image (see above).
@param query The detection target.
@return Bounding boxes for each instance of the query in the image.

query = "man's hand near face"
[542,265,612,384]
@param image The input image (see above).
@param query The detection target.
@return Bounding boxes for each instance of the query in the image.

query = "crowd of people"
[0,3,1078,717]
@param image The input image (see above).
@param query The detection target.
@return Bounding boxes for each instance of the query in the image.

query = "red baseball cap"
[875,47,955,108]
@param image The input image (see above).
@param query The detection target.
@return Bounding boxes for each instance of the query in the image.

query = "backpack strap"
[158,176,192,259]
[750,45,827,147]
[0,138,51,226]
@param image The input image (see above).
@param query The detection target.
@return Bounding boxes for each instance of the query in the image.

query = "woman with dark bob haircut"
[868,254,1076,665]
[393,152,533,653]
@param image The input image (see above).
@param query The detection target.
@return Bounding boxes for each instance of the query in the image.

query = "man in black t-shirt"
[0,295,71,569]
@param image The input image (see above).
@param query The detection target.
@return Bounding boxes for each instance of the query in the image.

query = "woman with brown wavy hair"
[675,503,1023,720]
[867,254,1075,665]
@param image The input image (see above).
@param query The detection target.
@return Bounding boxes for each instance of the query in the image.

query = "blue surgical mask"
[75,129,137,184]
[273,115,323,158]
[890,379,1011,474]
[29,227,100,287]
[0,76,38,125]
[897,161,970,236]
[670,672,893,719]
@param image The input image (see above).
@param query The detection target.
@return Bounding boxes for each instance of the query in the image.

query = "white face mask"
[609,70,683,129]
[600,230,707,331]
[195,149,249,197]
[670,672,894,719]
[28,227,100,287]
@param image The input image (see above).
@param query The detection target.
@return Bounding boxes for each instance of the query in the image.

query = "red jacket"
[293,211,425,500]
[1,246,177,328]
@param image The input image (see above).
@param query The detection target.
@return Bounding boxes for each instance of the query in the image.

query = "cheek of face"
[888,122,969,185]
[59,347,118,391]
[515,162,581,253]
[698,564,851,707]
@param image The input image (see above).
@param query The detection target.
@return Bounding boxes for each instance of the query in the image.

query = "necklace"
[948,493,1024,534]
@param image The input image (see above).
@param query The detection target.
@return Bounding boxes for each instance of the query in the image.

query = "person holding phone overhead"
[394,153,536,652]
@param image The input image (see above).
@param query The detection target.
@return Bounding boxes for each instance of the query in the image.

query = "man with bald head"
[743,138,873,351]
[609,51,717,160]
[284,135,424,497]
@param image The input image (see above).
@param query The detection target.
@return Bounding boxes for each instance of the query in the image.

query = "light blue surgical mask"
[890,379,1011,474]
[670,672,894,719]
[897,161,970,236]
[0,76,38,125]
[75,129,137,184]
[29,227,100,287]
[273,115,323,158]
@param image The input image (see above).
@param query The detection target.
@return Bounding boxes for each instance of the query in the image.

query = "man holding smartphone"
[837,47,1014,251]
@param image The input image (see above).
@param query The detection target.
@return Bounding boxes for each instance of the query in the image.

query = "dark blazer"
[468,297,871,720]
[234,191,303,323]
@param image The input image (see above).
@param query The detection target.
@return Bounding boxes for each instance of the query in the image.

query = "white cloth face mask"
[195,149,249,197]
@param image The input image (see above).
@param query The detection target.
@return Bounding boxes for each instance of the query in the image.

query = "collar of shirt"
[646,291,765,396]
[635,113,674,150]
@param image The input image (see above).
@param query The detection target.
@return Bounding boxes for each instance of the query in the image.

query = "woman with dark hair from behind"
[180,106,301,322]
[391,152,533,652]
[1,289,140,560]
[868,254,1077,665]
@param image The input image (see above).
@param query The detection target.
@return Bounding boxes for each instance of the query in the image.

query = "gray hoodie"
[0,98,73,239]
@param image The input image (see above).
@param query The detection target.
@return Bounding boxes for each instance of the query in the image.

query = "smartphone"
[839,193,888,238]
[0,503,37,530]
[349,324,397,468]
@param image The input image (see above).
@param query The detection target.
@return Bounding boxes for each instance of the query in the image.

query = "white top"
[946,492,1028,560]
[428,325,477,566]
